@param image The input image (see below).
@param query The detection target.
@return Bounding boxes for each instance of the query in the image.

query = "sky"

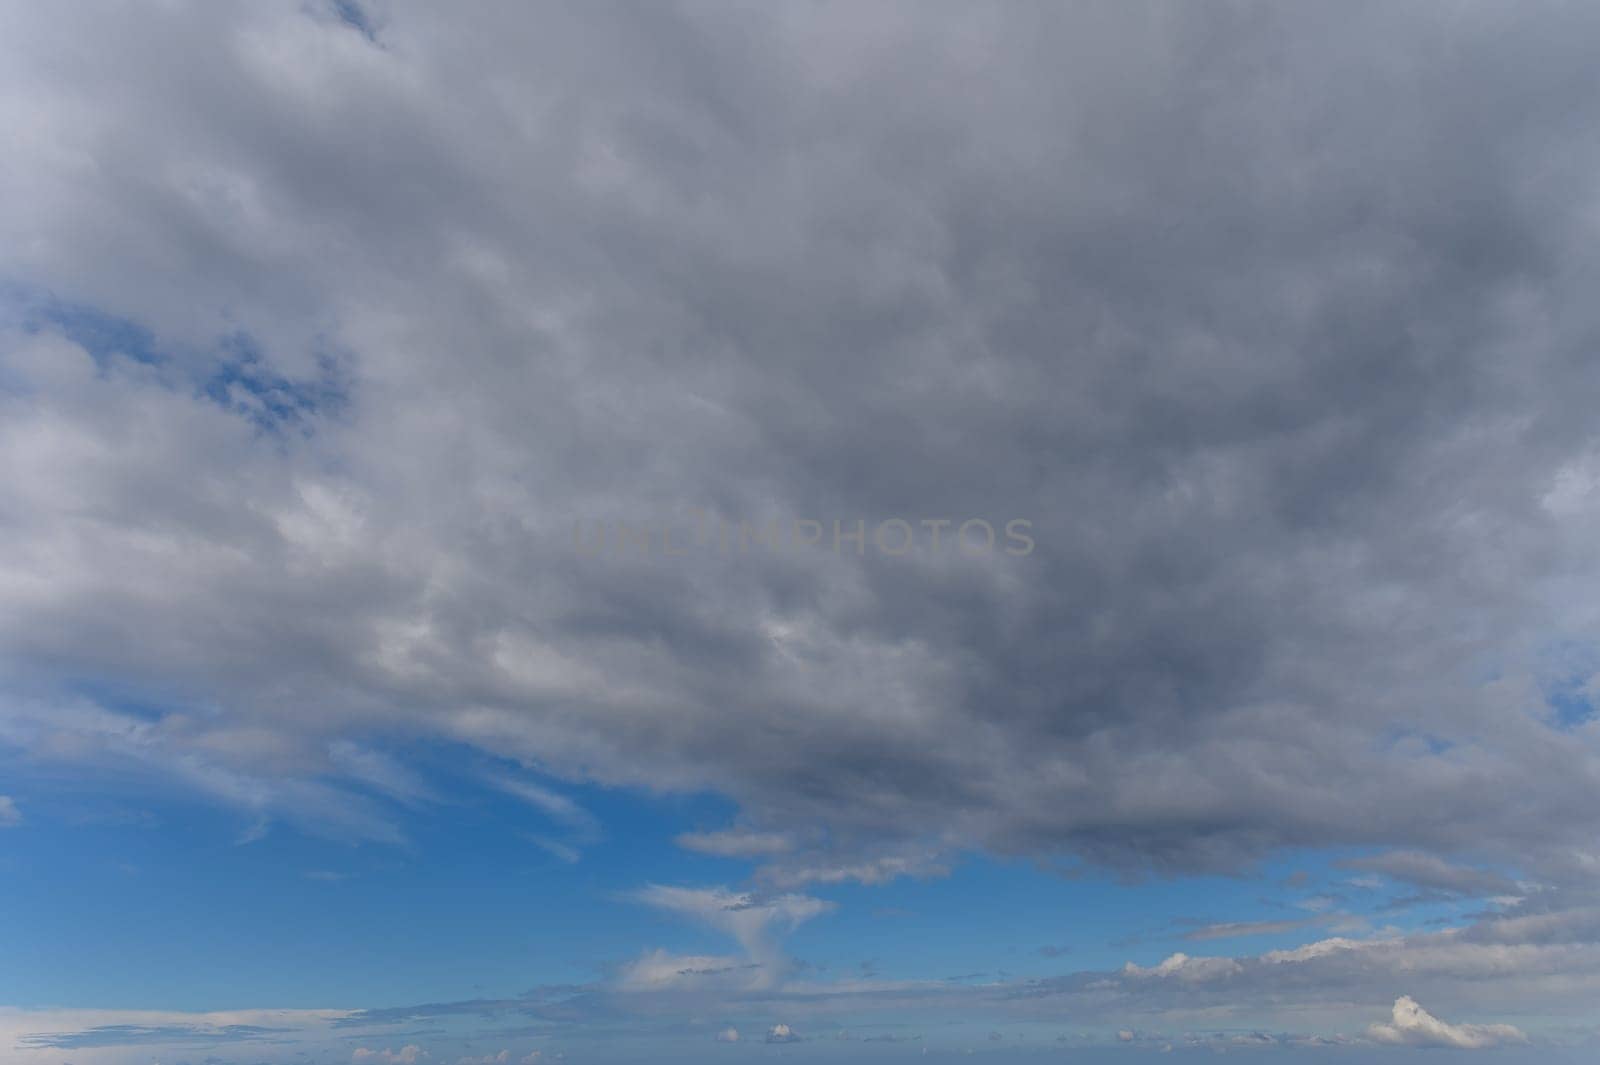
[3,0,1600,1062]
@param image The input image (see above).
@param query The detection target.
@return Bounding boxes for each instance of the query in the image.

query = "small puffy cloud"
[354,1047,427,1065]
[1367,997,1527,1049]
[458,1054,536,1065]
[1117,1030,1135,1042]
[0,796,19,827]
[1122,952,1243,983]
[766,1024,800,1044]
[715,1027,740,1043]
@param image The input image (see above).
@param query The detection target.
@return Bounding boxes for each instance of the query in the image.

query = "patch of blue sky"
[0,738,736,1009]
[5,288,350,433]
[1534,638,1600,728]
[329,0,378,42]
[201,329,348,434]
[4,287,167,367]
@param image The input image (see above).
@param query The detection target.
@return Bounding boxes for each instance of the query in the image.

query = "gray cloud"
[1341,850,1523,899]
[2,0,1600,916]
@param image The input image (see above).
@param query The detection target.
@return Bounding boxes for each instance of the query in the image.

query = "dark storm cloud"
[3,0,1600,896]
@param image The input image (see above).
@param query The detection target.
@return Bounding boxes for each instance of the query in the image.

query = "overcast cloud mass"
[4,1,1600,1062]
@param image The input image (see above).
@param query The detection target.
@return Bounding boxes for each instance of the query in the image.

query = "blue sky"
[0,770,1528,1042]
[0,727,1561,1060]
[6,1,1600,1062]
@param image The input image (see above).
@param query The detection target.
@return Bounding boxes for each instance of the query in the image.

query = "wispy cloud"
[674,828,794,858]
[1183,918,1316,942]
[627,885,832,990]
[491,776,598,840]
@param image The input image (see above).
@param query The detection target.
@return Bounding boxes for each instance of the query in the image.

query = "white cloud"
[715,1027,740,1043]
[0,795,19,827]
[1259,936,1382,965]
[760,852,948,888]
[616,948,748,992]
[1367,996,1526,1050]
[491,777,598,838]
[633,885,831,935]
[765,1023,800,1044]
[354,1047,427,1065]
[1122,952,1243,983]
[329,741,436,807]
[675,828,795,857]
[528,835,581,864]
[630,885,831,988]
[0,1004,354,1065]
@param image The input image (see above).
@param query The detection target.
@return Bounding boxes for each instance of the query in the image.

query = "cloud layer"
[5,3,1600,1054]
[4,0,1600,883]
